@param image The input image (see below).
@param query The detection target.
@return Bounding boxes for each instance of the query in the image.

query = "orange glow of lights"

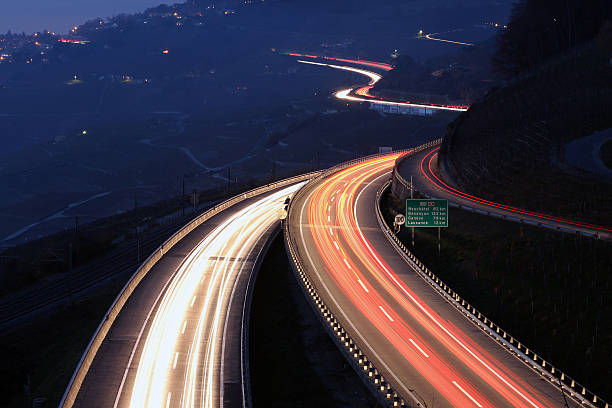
[301,154,561,408]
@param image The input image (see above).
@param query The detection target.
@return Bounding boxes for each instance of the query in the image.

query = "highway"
[403,146,612,239]
[69,182,304,408]
[287,152,581,408]
[283,53,469,112]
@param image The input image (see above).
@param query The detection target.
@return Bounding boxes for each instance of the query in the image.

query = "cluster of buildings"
[0,1,250,67]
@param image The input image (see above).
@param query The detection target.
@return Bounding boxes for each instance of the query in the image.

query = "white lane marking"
[408,338,429,358]
[331,196,335,202]
[333,241,340,250]
[173,352,179,369]
[328,215,331,222]
[353,172,546,408]
[329,227,333,235]
[343,258,351,269]
[328,205,331,212]
[379,305,394,322]
[190,295,197,308]
[181,321,187,334]
[166,392,172,408]
[452,381,483,407]
[358,279,369,293]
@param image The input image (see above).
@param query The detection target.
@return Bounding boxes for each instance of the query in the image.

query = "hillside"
[0,0,512,244]
[372,30,503,105]
[440,31,612,225]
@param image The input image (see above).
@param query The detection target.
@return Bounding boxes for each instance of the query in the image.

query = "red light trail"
[420,148,612,232]
[299,154,563,407]
[281,52,394,71]
[286,54,469,112]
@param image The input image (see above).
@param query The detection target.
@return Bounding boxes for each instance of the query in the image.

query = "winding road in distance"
[287,152,585,408]
[282,52,469,112]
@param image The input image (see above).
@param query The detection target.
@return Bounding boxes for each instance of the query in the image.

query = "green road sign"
[405,199,448,227]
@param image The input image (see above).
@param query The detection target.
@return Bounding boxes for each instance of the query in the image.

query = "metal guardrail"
[59,171,319,408]
[283,220,412,408]
[375,178,609,408]
[393,144,612,241]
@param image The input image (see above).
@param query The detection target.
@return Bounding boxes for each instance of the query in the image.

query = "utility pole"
[182,175,185,216]
[557,376,571,408]
[134,195,139,264]
[271,160,276,182]
[410,176,415,247]
[227,167,231,194]
[136,225,140,264]
[74,215,79,263]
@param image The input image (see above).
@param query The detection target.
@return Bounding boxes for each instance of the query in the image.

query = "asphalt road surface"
[288,153,578,408]
[72,182,303,408]
[402,146,612,239]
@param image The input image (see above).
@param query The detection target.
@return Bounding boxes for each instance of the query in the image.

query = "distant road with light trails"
[282,52,469,112]
[68,182,304,408]
[287,152,584,408]
[402,146,612,239]
[423,31,474,46]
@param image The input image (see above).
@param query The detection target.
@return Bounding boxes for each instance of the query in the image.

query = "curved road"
[70,182,303,408]
[404,146,612,239]
[287,153,580,408]
[422,31,474,46]
[283,53,469,112]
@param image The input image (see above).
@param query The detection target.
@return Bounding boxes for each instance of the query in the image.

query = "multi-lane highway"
[66,181,304,408]
[287,152,581,408]
[59,47,610,408]
[402,146,612,239]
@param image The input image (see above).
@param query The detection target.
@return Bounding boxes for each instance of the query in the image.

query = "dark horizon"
[0,0,170,34]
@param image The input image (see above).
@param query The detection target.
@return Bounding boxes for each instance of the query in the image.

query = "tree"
[492,0,612,78]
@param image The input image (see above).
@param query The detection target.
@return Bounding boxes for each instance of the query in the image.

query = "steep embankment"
[440,33,612,225]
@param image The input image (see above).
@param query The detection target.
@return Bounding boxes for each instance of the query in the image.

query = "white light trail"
[424,32,474,46]
[297,60,467,112]
[128,183,304,408]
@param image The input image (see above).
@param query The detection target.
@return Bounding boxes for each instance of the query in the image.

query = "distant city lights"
[58,38,91,45]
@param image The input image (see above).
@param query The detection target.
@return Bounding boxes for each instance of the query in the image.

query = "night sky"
[0,0,169,34]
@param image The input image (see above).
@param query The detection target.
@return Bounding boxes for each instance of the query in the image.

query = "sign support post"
[410,176,415,247]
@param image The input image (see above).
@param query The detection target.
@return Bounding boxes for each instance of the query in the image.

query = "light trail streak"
[424,32,474,46]
[298,59,382,84]
[296,59,468,112]
[127,183,304,408]
[421,148,612,232]
[282,52,394,70]
[300,154,562,407]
